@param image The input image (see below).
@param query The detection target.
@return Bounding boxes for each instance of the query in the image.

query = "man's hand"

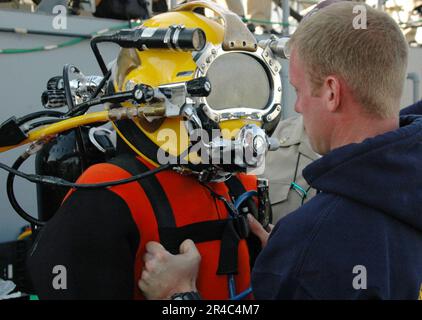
[138,239,201,300]
[247,214,274,248]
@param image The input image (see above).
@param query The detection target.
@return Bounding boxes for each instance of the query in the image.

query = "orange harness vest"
[69,154,257,299]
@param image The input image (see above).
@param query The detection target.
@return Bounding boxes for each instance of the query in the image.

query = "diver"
[23,1,281,299]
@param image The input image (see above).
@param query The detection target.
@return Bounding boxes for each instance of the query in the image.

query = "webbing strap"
[108,154,251,274]
[107,154,176,228]
[159,212,249,273]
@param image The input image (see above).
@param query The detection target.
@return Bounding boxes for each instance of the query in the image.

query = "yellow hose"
[0,105,165,154]
[0,111,109,153]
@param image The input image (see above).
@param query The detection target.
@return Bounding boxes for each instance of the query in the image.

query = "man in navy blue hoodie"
[137,2,422,300]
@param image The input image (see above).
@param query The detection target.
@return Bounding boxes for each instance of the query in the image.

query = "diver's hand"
[139,239,201,300]
[247,214,274,248]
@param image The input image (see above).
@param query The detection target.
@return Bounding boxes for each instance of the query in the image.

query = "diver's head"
[113,1,283,181]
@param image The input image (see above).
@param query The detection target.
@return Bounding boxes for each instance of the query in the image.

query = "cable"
[200,182,238,217]
[198,184,256,300]
[90,36,112,75]
[91,69,112,99]
[67,69,113,116]
[75,127,88,170]
[66,90,137,118]
[0,27,92,39]
[1,106,162,153]
[234,190,258,210]
[229,275,236,299]
[16,110,66,126]
[66,69,113,117]
[4,151,172,226]
[199,181,241,298]
[228,189,256,299]
[1,160,172,189]
[228,190,259,299]
[302,186,313,206]
[25,119,63,132]
[61,65,88,170]
[230,287,253,300]
[7,155,46,226]
[0,21,142,55]
[63,64,78,110]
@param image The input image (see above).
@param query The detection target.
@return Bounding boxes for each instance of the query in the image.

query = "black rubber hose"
[66,69,112,117]
[16,110,66,126]
[5,154,172,226]
[62,66,88,170]
[7,155,46,227]
[75,127,88,170]
[63,64,77,111]
[90,36,111,75]
[91,69,112,99]
[1,160,173,189]
[0,27,91,39]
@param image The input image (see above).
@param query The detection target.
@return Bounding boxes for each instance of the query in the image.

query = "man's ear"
[323,75,341,112]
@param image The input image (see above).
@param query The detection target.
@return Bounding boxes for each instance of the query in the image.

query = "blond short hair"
[288,2,408,118]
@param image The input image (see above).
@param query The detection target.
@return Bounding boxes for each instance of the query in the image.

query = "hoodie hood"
[303,115,422,232]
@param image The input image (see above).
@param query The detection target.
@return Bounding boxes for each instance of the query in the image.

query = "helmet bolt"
[204,81,211,92]
[134,89,143,100]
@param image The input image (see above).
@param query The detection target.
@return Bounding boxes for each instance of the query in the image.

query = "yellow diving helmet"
[112,1,283,182]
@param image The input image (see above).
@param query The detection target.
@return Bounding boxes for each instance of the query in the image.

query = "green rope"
[0,21,142,54]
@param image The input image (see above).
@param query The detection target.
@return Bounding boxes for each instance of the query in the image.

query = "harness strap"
[108,154,176,228]
[108,154,251,275]
[159,215,249,275]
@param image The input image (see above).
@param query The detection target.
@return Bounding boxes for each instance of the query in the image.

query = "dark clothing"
[28,188,139,299]
[94,0,149,20]
[252,115,422,299]
[400,99,422,116]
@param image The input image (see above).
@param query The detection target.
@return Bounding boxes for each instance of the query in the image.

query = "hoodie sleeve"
[400,100,422,116]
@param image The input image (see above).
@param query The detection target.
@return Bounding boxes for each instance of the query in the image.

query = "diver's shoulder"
[75,162,133,184]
